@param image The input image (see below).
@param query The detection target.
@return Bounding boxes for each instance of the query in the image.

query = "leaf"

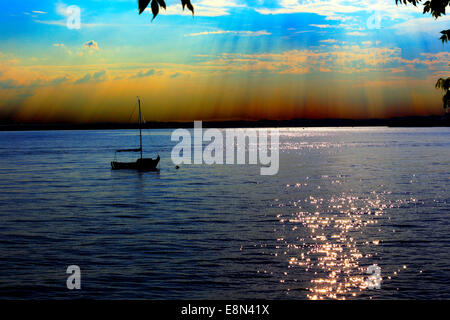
[138,0,151,14]
[141,0,193,20]
[186,0,194,14]
[181,0,194,15]
[151,0,159,20]
[157,0,166,10]
[439,29,450,43]
[436,77,450,110]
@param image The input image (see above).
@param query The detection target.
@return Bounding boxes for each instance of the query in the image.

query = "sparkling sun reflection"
[273,180,396,300]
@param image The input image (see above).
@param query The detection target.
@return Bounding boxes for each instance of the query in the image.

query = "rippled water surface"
[0,127,449,299]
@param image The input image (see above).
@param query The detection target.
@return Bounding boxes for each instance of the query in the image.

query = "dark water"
[0,127,448,299]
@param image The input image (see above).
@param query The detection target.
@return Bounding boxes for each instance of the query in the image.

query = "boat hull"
[111,156,160,171]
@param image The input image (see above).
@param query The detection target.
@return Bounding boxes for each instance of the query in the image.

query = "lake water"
[0,127,448,299]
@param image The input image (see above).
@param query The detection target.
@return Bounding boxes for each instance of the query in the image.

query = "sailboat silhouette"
[111,97,160,171]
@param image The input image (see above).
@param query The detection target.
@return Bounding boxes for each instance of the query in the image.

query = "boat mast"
[138,97,143,159]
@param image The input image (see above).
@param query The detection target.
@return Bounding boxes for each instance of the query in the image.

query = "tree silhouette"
[436,78,450,112]
[397,0,449,112]
[139,0,194,20]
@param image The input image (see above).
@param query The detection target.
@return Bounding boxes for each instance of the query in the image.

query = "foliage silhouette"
[139,0,194,20]
[436,78,450,111]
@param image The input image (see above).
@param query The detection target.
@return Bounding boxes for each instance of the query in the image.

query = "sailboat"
[111,97,160,171]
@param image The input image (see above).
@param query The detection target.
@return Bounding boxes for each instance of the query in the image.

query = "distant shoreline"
[0,116,448,131]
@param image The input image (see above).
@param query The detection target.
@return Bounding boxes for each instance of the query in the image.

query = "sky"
[0,0,449,123]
